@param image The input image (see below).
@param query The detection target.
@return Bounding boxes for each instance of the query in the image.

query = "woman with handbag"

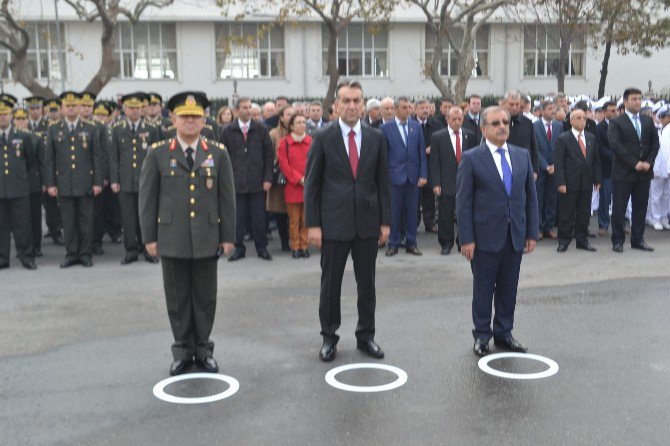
[267,105,294,252]
[278,113,312,258]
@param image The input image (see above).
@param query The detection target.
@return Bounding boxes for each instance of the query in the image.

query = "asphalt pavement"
[1,218,669,446]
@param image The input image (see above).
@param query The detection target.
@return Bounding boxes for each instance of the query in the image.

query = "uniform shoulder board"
[202,137,226,151]
[143,120,157,128]
[203,123,213,130]
[150,139,168,150]
[111,120,124,128]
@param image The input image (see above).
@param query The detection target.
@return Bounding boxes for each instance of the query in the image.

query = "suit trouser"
[29,192,42,252]
[437,194,457,248]
[235,192,267,253]
[557,189,592,246]
[43,192,62,237]
[470,228,522,341]
[536,171,557,232]
[59,196,94,260]
[611,178,650,246]
[649,177,670,221]
[102,185,122,237]
[598,178,613,229]
[0,197,33,265]
[161,256,217,360]
[119,191,142,256]
[93,192,105,247]
[319,237,378,344]
[389,182,419,248]
[419,184,436,229]
[286,203,308,251]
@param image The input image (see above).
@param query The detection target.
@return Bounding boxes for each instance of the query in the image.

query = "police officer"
[144,92,172,139]
[110,93,160,264]
[13,107,46,257]
[0,97,38,270]
[139,91,235,376]
[41,98,65,245]
[44,91,104,268]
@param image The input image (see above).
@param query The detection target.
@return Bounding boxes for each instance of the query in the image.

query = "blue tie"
[497,148,512,196]
[401,122,408,147]
[632,114,641,140]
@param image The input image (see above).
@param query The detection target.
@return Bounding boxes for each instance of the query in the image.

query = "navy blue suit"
[533,119,563,232]
[456,142,539,341]
[381,119,427,248]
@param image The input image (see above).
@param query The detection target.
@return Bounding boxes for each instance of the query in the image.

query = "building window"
[322,24,388,77]
[113,22,177,79]
[215,23,285,79]
[523,25,584,77]
[424,25,489,78]
[0,23,66,81]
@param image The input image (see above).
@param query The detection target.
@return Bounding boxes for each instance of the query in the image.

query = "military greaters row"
[0,90,224,270]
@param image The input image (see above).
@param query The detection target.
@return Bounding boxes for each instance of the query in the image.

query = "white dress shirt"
[485,140,512,180]
[65,118,79,131]
[571,127,585,144]
[238,119,251,132]
[177,135,198,161]
[339,118,361,157]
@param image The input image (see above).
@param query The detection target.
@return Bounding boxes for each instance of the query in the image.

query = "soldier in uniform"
[44,91,104,268]
[110,93,160,264]
[0,97,38,270]
[163,91,220,141]
[13,107,46,257]
[80,91,110,255]
[145,92,171,139]
[42,98,65,245]
[139,91,235,376]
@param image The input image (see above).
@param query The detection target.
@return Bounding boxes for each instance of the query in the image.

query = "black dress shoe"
[196,356,219,373]
[170,359,192,376]
[34,249,43,257]
[228,249,245,261]
[281,244,291,252]
[53,234,64,245]
[441,245,452,255]
[319,341,337,362]
[110,234,122,244]
[0,263,9,270]
[60,258,79,268]
[385,247,398,256]
[631,241,654,252]
[20,259,37,270]
[92,245,104,255]
[406,247,423,256]
[80,257,93,267]
[121,255,138,265]
[612,244,624,253]
[292,250,301,259]
[473,338,490,357]
[144,254,159,263]
[587,231,597,238]
[576,242,596,252]
[257,250,273,260]
[557,244,568,252]
[301,249,310,258]
[357,339,385,359]
[494,336,528,353]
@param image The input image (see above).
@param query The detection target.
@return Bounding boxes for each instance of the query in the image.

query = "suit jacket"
[554,130,602,192]
[462,113,483,144]
[429,126,476,195]
[533,119,563,171]
[607,112,660,181]
[508,114,539,174]
[596,120,614,179]
[0,127,37,199]
[139,137,236,259]
[304,121,391,241]
[219,120,274,194]
[110,118,160,193]
[456,142,539,253]
[380,119,427,186]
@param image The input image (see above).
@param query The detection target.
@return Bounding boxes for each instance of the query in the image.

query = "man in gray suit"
[139,92,236,376]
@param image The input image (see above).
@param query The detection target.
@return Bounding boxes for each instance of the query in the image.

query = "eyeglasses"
[486,120,510,127]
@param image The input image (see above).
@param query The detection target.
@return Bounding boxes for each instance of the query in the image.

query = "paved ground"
[1,217,669,445]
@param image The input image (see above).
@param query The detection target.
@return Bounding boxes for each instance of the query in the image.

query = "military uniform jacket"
[44,119,103,197]
[145,116,172,140]
[26,131,45,194]
[92,119,111,181]
[110,119,160,193]
[139,137,236,259]
[0,127,37,199]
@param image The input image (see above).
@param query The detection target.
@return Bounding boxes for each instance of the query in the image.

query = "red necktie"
[455,131,462,163]
[348,130,359,178]
[578,134,586,158]
[242,123,248,142]
[546,123,552,140]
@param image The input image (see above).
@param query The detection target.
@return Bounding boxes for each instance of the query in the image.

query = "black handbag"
[273,139,289,186]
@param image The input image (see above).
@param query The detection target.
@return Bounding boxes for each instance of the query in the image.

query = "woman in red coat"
[278,113,312,258]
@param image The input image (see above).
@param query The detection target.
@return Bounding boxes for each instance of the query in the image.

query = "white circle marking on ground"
[325,363,408,392]
[478,352,559,380]
[152,373,240,404]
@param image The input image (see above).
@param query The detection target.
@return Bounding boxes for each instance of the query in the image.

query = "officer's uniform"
[139,92,235,371]
[111,94,160,261]
[144,92,172,140]
[0,99,38,269]
[41,98,64,244]
[94,101,123,243]
[44,92,103,265]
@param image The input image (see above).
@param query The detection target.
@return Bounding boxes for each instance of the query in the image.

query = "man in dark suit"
[456,106,539,357]
[462,95,483,144]
[563,100,597,136]
[304,80,391,362]
[364,98,382,128]
[430,106,476,255]
[139,92,236,376]
[554,109,601,252]
[533,99,563,239]
[413,98,440,233]
[608,87,660,252]
[596,101,617,236]
[504,91,539,176]
[381,97,427,256]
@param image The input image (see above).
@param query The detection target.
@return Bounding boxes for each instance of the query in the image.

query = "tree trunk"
[427,25,452,98]
[597,39,612,99]
[10,56,56,97]
[322,22,340,119]
[557,41,568,93]
[84,21,116,94]
[453,36,476,102]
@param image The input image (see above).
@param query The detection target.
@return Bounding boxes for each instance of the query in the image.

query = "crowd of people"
[0,86,668,271]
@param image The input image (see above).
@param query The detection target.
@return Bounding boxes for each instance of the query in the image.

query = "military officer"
[139,91,235,376]
[110,93,160,264]
[41,97,65,245]
[0,98,38,270]
[145,92,171,139]
[25,97,50,134]
[45,98,62,123]
[13,107,46,257]
[44,91,104,268]
[163,91,220,141]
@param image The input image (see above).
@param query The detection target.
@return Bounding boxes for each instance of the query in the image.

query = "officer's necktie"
[497,148,512,196]
[632,114,641,140]
[69,124,75,135]
[185,147,194,170]
[0,132,6,147]
[348,130,359,178]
